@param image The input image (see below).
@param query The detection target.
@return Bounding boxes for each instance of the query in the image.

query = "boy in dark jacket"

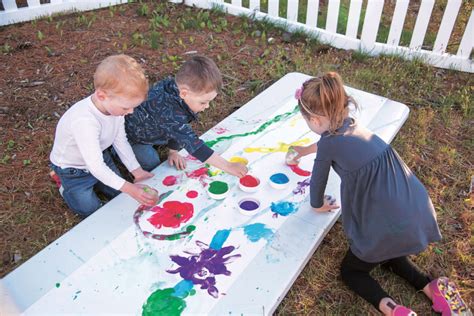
[125,55,247,177]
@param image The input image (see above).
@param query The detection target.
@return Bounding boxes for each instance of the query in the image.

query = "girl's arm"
[291,143,318,159]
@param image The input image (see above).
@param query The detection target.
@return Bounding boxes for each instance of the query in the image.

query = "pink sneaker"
[392,305,417,316]
[429,277,472,316]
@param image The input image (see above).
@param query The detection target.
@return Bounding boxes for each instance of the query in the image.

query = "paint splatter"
[55,282,60,288]
[243,223,274,242]
[243,138,311,153]
[239,175,259,187]
[208,181,228,194]
[72,290,81,300]
[229,156,248,165]
[293,178,311,195]
[142,287,187,316]
[186,190,198,199]
[167,236,241,298]
[270,173,289,184]
[148,201,194,229]
[289,165,311,176]
[186,167,209,186]
[210,229,231,250]
[270,201,298,217]
[213,126,229,134]
[163,175,178,186]
[205,105,299,148]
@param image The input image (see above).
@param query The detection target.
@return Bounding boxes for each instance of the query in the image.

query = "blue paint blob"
[270,201,298,216]
[270,173,289,184]
[173,280,194,298]
[209,229,231,250]
[239,200,259,211]
[243,223,274,242]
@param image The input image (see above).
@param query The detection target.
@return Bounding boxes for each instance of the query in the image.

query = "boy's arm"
[205,152,248,178]
[113,119,153,181]
[72,119,154,205]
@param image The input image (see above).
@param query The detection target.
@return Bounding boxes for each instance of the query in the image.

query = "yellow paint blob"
[229,156,249,165]
[243,138,311,153]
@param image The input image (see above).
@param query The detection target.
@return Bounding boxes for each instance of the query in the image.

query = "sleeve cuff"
[168,139,181,151]
[191,144,214,162]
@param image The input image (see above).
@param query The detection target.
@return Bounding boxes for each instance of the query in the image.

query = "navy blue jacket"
[125,78,214,162]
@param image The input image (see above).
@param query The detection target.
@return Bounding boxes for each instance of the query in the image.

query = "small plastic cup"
[143,186,159,205]
[239,174,261,193]
[269,173,290,190]
[207,181,229,200]
[285,147,300,166]
[238,198,260,216]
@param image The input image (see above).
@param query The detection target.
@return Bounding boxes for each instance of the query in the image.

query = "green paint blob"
[185,225,196,233]
[205,105,298,148]
[142,288,186,316]
[189,289,196,296]
[55,283,60,288]
[208,181,228,194]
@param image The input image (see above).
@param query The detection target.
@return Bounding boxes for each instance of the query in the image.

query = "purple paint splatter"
[167,240,241,298]
[292,178,311,195]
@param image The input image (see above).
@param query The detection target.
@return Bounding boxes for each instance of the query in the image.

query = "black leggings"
[340,249,431,310]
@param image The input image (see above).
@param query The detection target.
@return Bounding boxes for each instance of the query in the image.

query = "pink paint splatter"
[289,165,311,177]
[186,190,198,198]
[213,127,229,134]
[147,201,194,229]
[162,175,178,186]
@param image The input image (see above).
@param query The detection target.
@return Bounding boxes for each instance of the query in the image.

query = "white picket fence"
[1,0,473,72]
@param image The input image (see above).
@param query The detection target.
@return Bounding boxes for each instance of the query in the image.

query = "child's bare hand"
[122,182,158,206]
[291,144,318,159]
[226,162,248,178]
[132,167,154,183]
[168,150,186,170]
[313,195,339,212]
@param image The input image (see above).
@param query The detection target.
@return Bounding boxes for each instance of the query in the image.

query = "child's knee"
[63,189,101,217]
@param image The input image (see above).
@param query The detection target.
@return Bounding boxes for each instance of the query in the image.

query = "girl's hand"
[168,149,186,170]
[291,143,318,160]
[313,195,339,212]
[132,167,154,183]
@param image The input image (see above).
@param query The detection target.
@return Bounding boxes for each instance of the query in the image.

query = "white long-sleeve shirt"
[50,96,140,190]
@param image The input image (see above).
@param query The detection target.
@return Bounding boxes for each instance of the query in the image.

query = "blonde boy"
[50,54,156,217]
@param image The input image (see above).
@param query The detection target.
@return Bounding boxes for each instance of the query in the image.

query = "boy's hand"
[226,162,248,178]
[121,182,157,206]
[312,195,339,212]
[132,167,154,183]
[168,149,186,170]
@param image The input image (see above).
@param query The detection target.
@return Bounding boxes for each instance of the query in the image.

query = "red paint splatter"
[289,165,311,176]
[147,201,194,229]
[186,190,198,198]
[162,175,178,186]
[186,167,209,186]
[239,175,259,187]
[213,127,229,134]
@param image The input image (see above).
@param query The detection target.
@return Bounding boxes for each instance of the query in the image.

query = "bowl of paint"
[143,186,159,205]
[239,174,261,193]
[207,180,229,200]
[285,147,300,166]
[269,173,290,190]
[238,198,260,216]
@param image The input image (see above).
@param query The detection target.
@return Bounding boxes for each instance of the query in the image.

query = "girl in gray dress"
[291,72,471,316]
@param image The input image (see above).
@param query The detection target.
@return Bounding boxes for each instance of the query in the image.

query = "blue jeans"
[130,143,161,172]
[51,149,121,217]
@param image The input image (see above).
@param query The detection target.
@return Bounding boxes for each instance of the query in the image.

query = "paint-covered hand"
[226,162,248,178]
[291,143,318,159]
[312,195,339,212]
[121,182,158,206]
[132,167,154,183]
[168,149,186,170]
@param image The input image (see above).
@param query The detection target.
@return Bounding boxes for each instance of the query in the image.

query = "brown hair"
[175,55,222,93]
[298,72,356,134]
[93,54,148,99]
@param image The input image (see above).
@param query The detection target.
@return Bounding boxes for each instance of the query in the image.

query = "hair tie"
[294,86,303,100]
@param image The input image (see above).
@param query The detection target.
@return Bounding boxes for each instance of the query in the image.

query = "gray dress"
[310,117,441,263]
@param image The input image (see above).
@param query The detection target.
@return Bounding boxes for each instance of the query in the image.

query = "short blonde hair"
[298,72,356,134]
[94,54,148,99]
[175,55,222,93]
